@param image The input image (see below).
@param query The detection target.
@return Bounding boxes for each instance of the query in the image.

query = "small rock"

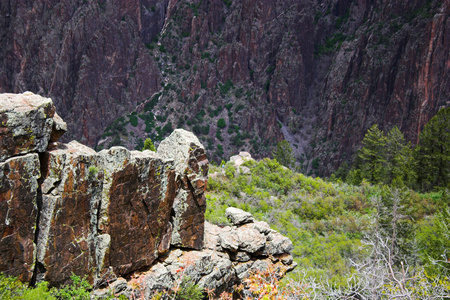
[264,232,294,255]
[230,251,251,262]
[252,221,272,234]
[225,207,254,226]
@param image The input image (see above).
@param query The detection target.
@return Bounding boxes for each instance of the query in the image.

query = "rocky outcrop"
[93,208,296,299]
[0,153,40,283]
[0,93,204,286]
[0,93,295,295]
[35,141,178,286]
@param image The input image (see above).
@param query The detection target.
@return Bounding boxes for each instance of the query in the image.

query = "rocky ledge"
[0,92,295,297]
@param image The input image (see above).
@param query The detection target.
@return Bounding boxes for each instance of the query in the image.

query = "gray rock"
[264,232,294,255]
[219,223,266,254]
[203,222,223,251]
[234,261,254,280]
[144,263,174,292]
[229,152,253,169]
[230,251,251,262]
[225,207,254,226]
[252,221,273,234]
[157,129,209,250]
[0,92,66,162]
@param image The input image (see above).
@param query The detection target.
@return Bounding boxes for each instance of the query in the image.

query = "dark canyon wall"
[0,0,448,174]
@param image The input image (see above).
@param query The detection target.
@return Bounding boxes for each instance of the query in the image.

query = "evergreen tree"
[142,137,156,151]
[385,126,416,187]
[272,140,295,169]
[358,124,387,184]
[414,107,449,191]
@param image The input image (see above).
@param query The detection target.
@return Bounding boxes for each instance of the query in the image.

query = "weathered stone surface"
[264,231,294,256]
[0,153,40,282]
[157,129,209,250]
[219,225,266,254]
[225,207,254,226]
[0,99,211,287]
[97,147,177,276]
[36,141,101,285]
[36,142,177,285]
[109,211,296,298]
[0,92,66,162]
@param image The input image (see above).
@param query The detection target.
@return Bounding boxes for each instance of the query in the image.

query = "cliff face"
[0,92,207,285]
[0,0,448,174]
[0,92,295,296]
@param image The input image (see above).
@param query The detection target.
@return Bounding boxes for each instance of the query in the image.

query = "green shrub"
[129,115,138,127]
[217,118,226,129]
[142,138,156,151]
[0,273,91,300]
[52,274,91,300]
[225,162,236,179]
[175,277,203,300]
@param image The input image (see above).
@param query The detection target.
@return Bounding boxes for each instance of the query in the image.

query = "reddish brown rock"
[0,1,161,146]
[97,147,177,276]
[0,96,210,286]
[0,153,40,282]
[36,142,177,285]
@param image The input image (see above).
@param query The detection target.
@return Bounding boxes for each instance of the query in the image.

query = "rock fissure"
[30,187,44,286]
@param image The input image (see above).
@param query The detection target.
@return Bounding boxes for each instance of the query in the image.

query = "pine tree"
[385,126,416,187]
[415,107,449,191]
[142,137,156,152]
[358,124,387,184]
[272,140,295,169]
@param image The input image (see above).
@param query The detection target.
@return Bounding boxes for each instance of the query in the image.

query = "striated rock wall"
[1,1,448,173]
[0,92,295,294]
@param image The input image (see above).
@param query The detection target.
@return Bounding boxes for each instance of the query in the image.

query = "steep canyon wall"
[0,0,448,174]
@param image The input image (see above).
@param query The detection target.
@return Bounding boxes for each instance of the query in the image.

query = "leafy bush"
[88,166,99,178]
[53,274,91,300]
[205,157,442,288]
[217,118,226,129]
[0,273,91,300]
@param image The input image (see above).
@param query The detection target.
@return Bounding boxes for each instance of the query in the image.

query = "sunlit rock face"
[0,93,208,286]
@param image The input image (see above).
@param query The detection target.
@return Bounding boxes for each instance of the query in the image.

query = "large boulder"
[0,92,66,162]
[36,141,99,285]
[157,129,209,250]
